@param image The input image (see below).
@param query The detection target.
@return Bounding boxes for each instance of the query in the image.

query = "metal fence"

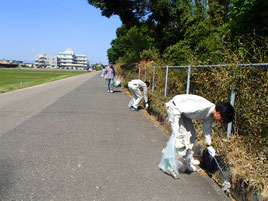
[138,63,268,137]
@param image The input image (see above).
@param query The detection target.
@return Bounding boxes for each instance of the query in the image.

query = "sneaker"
[167,167,179,179]
[107,90,110,93]
[110,90,114,93]
[186,164,197,172]
[190,158,200,166]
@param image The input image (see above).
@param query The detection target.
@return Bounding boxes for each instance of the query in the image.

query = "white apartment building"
[34,54,57,69]
[57,48,89,70]
[46,56,57,69]
[34,54,46,68]
[34,48,89,70]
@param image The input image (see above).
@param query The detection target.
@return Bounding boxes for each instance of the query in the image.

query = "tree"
[88,0,186,53]
[89,0,267,65]
[88,0,147,27]
[228,0,268,37]
[107,25,155,63]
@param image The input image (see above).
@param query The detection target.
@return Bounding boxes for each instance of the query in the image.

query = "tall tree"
[88,0,186,53]
[88,0,147,27]
[228,0,268,36]
[107,25,155,63]
[145,0,184,53]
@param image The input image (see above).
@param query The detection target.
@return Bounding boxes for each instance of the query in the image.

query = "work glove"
[145,103,149,109]
[207,146,216,157]
[204,135,212,146]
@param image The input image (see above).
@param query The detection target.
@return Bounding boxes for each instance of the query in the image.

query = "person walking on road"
[128,79,150,111]
[104,63,116,93]
[159,94,235,179]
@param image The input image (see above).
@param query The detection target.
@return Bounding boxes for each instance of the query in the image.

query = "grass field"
[0,68,87,93]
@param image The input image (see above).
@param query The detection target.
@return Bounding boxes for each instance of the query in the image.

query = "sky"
[0,0,122,65]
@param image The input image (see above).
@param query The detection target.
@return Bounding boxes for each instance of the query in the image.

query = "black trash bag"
[201,149,218,173]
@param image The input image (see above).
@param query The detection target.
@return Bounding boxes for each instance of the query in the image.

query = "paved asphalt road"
[0,71,230,201]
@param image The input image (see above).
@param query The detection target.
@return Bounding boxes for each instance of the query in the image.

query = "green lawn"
[0,68,87,93]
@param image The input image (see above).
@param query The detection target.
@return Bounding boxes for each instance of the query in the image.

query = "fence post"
[227,77,236,138]
[164,66,169,97]
[186,65,191,94]
[152,67,155,93]
[138,67,140,79]
[144,67,147,80]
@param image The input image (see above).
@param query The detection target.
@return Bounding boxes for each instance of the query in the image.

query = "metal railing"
[138,63,268,137]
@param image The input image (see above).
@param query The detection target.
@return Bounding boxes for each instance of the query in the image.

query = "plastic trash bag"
[159,128,193,176]
[113,76,121,87]
[159,133,180,176]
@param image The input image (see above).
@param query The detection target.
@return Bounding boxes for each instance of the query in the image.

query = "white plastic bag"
[113,76,121,87]
[159,133,179,175]
[159,122,194,176]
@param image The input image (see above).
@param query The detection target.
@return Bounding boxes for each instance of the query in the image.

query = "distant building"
[0,60,18,68]
[34,48,89,70]
[45,56,58,69]
[57,48,89,70]
[10,60,23,65]
[34,54,45,68]
[24,63,33,68]
[34,54,57,68]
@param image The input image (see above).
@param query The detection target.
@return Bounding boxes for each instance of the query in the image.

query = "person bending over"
[128,79,150,111]
[159,94,235,179]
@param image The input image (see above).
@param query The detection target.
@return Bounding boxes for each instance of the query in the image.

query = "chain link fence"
[137,63,268,138]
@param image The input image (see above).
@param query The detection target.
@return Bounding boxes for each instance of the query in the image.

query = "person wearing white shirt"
[128,79,150,111]
[159,94,235,179]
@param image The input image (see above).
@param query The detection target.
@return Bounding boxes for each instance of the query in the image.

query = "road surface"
[0,71,230,201]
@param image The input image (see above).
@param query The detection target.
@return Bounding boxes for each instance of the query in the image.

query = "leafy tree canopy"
[88,0,148,27]
[107,25,155,63]
[228,0,268,36]
[88,0,268,64]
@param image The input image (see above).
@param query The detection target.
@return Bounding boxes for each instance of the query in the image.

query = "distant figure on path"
[128,79,150,111]
[104,63,116,93]
[159,94,235,179]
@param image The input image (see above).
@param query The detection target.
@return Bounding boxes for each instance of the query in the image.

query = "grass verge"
[0,68,87,93]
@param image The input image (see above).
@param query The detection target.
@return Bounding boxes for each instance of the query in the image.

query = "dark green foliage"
[163,41,192,65]
[228,0,268,37]
[93,64,104,71]
[88,0,267,65]
[87,0,146,27]
[107,25,155,64]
